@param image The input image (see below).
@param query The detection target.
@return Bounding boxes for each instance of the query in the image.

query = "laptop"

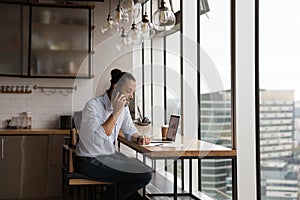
[151,115,180,143]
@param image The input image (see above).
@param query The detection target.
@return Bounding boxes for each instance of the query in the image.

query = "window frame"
[138,0,237,198]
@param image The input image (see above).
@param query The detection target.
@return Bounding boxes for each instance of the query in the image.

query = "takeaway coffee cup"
[161,125,169,139]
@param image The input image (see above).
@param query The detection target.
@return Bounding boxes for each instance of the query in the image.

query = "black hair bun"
[111,69,122,79]
[110,69,123,85]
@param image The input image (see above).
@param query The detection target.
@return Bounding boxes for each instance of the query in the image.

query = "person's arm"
[101,113,119,137]
[131,133,150,145]
[120,108,151,145]
[102,92,126,136]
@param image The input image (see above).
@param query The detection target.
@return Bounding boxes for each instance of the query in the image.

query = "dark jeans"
[75,153,152,200]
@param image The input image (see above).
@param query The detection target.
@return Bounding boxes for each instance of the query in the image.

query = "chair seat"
[62,167,114,185]
[65,171,93,179]
[62,129,117,199]
[69,179,112,186]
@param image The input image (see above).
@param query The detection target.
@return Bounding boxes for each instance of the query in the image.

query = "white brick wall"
[0,77,93,128]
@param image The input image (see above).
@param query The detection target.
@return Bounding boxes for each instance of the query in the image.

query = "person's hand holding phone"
[112,90,127,117]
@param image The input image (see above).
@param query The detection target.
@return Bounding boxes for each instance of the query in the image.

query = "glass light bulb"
[115,35,131,50]
[115,28,132,50]
[115,5,122,23]
[115,4,131,31]
[132,2,141,19]
[136,14,155,40]
[121,0,141,20]
[159,10,169,24]
[127,24,142,45]
[121,0,134,11]
[141,22,149,33]
[101,15,119,35]
[120,11,132,30]
[152,2,176,31]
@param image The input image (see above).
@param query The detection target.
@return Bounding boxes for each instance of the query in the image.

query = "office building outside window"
[259,0,300,199]
[200,0,233,198]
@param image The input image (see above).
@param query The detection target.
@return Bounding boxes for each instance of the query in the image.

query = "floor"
[8,173,199,200]
[8,196,195,200]
[143,172,199,200]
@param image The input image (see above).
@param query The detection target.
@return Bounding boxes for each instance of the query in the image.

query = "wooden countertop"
[118,135,236,159]
[118,125,236,159]
[0,128,69,135]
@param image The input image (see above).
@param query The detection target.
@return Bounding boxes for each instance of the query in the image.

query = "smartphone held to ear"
[112,87,128,107]
[112,86,122,98]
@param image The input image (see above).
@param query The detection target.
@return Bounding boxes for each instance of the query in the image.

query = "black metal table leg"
[189,158,192,194]
[174,159,178,200]
[165,159,168,171]
[232,157,238,200]
[143,154,146,197]
[181,159,185,190]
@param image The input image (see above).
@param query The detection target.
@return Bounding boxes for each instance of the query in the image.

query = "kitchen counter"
[0,128,69,135]
[0,129,69,198]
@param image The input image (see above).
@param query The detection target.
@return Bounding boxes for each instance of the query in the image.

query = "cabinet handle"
[1,138,4,159]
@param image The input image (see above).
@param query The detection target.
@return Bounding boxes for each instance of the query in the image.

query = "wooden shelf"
[31,73,77,76]
[0,91,32,94]
[30,2,95,9]
[29,74,91,78]
[32,22,88,29]
[31,49,88,53]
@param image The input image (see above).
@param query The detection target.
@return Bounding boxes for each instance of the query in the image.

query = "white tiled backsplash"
[0,77,94,128]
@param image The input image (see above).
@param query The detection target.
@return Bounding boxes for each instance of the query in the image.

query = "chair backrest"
[69,128,78,147]
[63,128,78,174]
[63,144,75,173]
[73,111,82,130]
[62,128,116,190]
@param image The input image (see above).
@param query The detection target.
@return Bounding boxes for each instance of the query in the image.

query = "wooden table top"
[118,126,236,159]
[0,128,69,135]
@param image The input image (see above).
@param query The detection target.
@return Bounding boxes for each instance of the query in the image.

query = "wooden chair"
[62,129,117,200]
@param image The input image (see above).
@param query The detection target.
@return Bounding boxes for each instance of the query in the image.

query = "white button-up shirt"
[76,92,138,157]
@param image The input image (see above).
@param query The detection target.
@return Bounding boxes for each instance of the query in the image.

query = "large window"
[199,0,234,199]
[166,31,181,123]
[200,0,232,146]
[136,0,236,199]
[259,0,300,199]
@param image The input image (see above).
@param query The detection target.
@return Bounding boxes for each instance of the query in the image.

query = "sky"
[260,0,300,100]
[200,0,300,100]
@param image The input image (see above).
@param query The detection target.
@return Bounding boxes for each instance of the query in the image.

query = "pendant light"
[115,27,132,50]
[121,0,141,22]
[127,21,142,45]
[152,0,176,31]
[101,0,119,35]
[115,1,122,23]
[121,0,134,12]
[136,2,155,40]
[132,1,142,19]
[200,0,210,16]
[114,0,131,31]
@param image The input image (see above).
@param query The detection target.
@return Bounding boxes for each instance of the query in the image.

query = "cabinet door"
[0,3,23,76]
[47,135,66,196]
[0,136,22,199]
[30,5,91,78]
[21,135,48,198]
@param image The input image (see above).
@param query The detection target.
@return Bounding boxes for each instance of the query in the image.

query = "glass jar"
[21,111,32,129]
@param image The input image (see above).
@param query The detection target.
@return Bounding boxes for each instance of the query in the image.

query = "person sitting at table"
[75,69,152,200]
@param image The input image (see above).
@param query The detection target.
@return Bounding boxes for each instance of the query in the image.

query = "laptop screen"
[166,115,180,141]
